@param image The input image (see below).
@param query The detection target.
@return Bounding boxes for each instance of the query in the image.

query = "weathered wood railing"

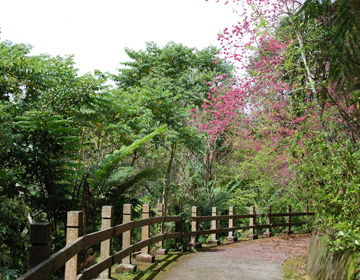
[18,204,314,280]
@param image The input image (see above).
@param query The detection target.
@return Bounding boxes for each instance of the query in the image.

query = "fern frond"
[95,125,166,186]
[106,167,159,204]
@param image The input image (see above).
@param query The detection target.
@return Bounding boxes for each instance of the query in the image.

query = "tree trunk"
[162,143,176,215]
[296,31,329,137]
[204,140,215,202]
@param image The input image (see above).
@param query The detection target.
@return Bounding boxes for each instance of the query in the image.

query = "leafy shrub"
[290,132,360,252]
[0,196,30,276]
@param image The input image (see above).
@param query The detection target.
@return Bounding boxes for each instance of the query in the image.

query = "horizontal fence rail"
[18,214,182,280]
[18,204,314,280]
[78,232,185,280]
[191,212,315,222]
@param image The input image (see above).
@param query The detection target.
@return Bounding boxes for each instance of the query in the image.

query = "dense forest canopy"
[0,41,234,277]
[0,0,359,277]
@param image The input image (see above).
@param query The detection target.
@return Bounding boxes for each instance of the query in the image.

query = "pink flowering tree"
[199,0,360,248]
[202,0,359,138]
[196,0,312,211]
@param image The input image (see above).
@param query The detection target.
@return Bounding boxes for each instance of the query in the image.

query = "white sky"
[1,0,241,75]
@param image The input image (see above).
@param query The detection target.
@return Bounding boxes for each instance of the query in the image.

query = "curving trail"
[154,233,311,280]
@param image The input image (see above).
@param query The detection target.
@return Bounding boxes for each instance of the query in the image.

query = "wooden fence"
[18,204,314,280]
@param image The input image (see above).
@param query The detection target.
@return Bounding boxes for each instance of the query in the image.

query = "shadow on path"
[110,233,311,280]
[153,233,311,280]
[132,253,184,280]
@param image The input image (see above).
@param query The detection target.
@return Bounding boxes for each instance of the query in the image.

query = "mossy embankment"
[306,234,360,280]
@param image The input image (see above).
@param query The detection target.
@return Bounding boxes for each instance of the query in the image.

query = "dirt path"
[153,234,311,280]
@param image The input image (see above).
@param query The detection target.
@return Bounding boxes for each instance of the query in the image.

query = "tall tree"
[113,41,233,213]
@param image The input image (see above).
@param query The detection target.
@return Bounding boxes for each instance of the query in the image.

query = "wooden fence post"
[225,206,237,243]
[264,206,273,237]
[304,205,311,233]
[210,207,220,245]
[28,223,51,272]
[188,206,201,248]
[141,204,151,255]
[250,206,258,240]
[137,204,155,263]
[116,204,137,274]
[157,203,164,248]
[65,211,82,280]
[284,204,293,234]
[156,203,167,255]
[123,204,132,264]
[174,205,183,251]
[99,206,113,279]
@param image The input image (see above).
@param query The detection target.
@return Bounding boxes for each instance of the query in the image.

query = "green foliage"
[290,131,360,252]
[0,41,120,272]
[112,41,232,147]
[0,38,239,277]
[110,41,234,216]
[297,0,360,85]
[229,0,360,249]
[217,138,301,215]
[4,111,80,230]
[94,126,165,183]
[0,40,104,112]
[0,196,30,276]
[0,41,33,102]
[87,126,166,206]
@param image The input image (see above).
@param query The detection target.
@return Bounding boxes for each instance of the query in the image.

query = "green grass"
[282,255,309,280]
[110,252,185,280]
